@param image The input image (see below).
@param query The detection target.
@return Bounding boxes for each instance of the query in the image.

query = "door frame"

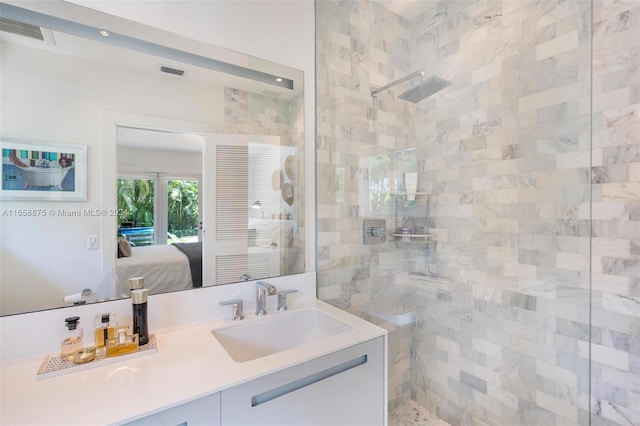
[102,111,212,297]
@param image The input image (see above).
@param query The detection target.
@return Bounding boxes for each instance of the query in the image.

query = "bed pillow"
[117,237,132,258]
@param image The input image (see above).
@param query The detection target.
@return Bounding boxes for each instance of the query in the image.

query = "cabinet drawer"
[221,337,385,426]
[123,392,220,426]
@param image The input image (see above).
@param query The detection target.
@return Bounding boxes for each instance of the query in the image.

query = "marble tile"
[389,399,450,426]
[536,30,579,60]
[317,1,639,425]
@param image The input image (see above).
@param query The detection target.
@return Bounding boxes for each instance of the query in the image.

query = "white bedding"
[116,245,193,297]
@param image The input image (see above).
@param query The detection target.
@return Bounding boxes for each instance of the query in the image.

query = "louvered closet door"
[204,134,250,285]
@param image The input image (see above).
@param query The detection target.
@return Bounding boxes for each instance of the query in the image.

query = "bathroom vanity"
[0,278,387,426]
[126,336,383,426]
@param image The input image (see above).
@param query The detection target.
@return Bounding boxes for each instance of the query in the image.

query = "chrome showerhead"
[398,75,451,103]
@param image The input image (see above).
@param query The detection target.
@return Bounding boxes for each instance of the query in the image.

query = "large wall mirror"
[0,1,305,315]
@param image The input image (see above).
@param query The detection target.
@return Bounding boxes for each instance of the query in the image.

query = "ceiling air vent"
[0,16,44,41]
[160,66,185,76]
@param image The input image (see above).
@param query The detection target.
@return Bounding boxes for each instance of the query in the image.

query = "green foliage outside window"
[167,180,199,238]
[117,178,154,228]
[369,154,391,214]
[116,178,199,240]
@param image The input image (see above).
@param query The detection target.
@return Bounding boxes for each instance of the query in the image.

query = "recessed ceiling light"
[99,29,109,37]
[276,78,283,82]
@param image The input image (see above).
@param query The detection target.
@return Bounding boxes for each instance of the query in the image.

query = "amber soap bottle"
[106,327,138,357]
[94,312,117,348]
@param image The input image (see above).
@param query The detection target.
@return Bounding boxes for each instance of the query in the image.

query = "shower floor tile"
[389,399,450,426]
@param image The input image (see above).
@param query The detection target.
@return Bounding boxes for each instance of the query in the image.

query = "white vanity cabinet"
[123,337,384,426]
[220,337,385,426]
[123,392,221,426]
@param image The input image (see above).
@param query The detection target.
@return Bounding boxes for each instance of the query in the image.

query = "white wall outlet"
[87,235,99,250]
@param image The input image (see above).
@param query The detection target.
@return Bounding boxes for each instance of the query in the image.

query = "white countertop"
[0,299,386,426]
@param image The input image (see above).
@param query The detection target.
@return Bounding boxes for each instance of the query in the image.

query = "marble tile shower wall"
[591,1,639,425]
[408,1,639,426]
[316,0,638,424]
[315,0,420,409]
[409,1,592,425]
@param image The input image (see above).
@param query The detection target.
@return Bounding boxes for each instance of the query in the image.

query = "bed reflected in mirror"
[115,127,204,297]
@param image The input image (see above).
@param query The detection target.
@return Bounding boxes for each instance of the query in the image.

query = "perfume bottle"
[131,288,149,345]
[106,327,139,357]
[94,312,117,349]
[61,316,83,359]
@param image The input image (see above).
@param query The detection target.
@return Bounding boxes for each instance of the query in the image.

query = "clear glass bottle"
[61,316,83,359]
[73,329,96,365]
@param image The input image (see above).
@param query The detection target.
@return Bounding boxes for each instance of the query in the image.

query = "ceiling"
[1,3,306,154]
[0,4,302,101]
[374,0,435,20]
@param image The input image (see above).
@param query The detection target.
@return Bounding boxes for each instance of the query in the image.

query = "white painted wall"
[118,147,203,177]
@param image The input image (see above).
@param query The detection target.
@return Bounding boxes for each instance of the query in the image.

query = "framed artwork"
[1,140,87,201]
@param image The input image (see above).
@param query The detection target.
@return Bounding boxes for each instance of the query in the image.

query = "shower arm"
[370,70,425,97]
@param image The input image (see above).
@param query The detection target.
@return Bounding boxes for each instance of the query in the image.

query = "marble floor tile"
[389,399,451,426]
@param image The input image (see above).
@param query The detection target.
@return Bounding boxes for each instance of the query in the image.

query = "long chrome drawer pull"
[251,355,368,407]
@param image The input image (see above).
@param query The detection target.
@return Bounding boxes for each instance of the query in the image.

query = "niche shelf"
[390,192,431,198]
[392,233,434,242]
[392,192,432,248]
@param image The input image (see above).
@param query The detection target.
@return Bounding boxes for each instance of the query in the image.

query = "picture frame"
[1,140,87,201]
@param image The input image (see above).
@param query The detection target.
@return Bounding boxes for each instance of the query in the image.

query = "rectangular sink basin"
[211,308,352,362]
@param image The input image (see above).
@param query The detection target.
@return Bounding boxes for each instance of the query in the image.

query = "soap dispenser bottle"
[131,288,149,345]
[61,316,83,359]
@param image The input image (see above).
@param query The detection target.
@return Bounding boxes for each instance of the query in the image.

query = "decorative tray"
[36,334,158,380]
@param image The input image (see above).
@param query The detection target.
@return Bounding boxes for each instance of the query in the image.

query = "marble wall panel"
[316,0,638,423]
[590,1,640,425]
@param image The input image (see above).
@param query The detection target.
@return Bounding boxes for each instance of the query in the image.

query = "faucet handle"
[257,281,277,295]
[219,299,244,321]
[276,289,298,312]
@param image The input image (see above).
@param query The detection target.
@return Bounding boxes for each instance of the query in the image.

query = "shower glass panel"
[409,1,594,424]
[317,0,639,425]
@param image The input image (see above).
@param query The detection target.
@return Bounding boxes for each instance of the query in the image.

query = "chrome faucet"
[240,273,254,281]
[256,281,277,316]
[219,298,244,321]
